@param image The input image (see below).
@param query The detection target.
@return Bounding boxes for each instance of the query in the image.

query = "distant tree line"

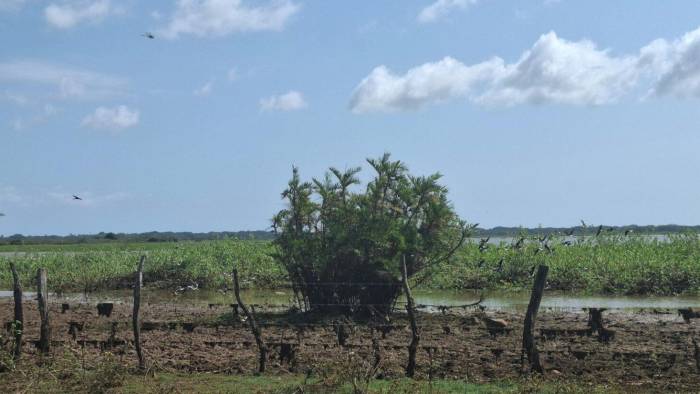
[0,230,275,245]
[1,224,698,246]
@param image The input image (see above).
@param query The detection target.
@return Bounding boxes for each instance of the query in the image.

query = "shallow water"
[1,288,698,312]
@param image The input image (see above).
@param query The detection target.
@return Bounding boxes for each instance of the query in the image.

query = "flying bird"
[72,195,82,200]
[142,32,155,39]
[0,212,5,217]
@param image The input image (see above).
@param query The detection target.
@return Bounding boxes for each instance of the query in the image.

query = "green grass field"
[1,233,699,295]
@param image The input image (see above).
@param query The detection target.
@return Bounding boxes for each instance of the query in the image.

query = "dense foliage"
[271,154,469,314]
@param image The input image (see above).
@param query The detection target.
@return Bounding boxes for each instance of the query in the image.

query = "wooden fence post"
[133,255,146,370]
[522,264,548,374]
[10,263,23,360]
[36,268,50,354]
[233,268,267,373]
[402,256,420,378]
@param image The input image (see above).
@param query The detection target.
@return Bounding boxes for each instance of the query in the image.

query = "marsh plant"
[272,154,469,315]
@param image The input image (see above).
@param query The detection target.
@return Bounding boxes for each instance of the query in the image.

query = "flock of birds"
[474,220,635,276]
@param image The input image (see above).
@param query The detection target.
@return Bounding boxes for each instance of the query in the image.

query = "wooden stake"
[522,264,548,374]
[233,268,267,373]
[402,256,420,378]
[36,268,50,354]
[10,262,23,360]
[133,255,146,370]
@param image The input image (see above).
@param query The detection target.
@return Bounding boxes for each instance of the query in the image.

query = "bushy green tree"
[272,154,469,315]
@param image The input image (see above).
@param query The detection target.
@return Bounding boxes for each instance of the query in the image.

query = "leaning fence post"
[522,264,548,374]
[402,256,420,378]
[36,268,50,354]
[133,255,146,370]
[233,268,267,373]
[10,263,23,360]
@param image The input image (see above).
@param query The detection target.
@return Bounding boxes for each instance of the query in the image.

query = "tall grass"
[2,234,700,295]
[0,240,286,293]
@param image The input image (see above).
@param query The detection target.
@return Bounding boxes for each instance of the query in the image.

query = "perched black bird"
[142,32,155,39]
[624,229,632,236]
[72,195,82,200]
[514,236,525,249]
[580,219,587,228]
[595,225,603,237]
[478,237,490,252]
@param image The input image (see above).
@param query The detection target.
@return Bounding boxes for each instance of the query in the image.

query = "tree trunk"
[233,268,267,373]
[36,268,50,354]
[133,255,146,370]
[10,263,23,360]
[522,265,548,374]
[402,256,420,378]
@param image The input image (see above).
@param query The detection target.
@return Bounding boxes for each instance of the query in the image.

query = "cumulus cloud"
[260,90,307,111]
[478,32,639,106]
[82,105,139,131]
[0,60,126,99]
[351,32,636,112]
[44,0,120,29]
[417,0,477,23]
[639,27,700,98]
[159,0,300,39]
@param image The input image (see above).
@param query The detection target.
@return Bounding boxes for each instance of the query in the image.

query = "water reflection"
[2,288,698,312]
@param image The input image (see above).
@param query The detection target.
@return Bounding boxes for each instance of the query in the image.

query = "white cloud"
[0,60,126,99]
[350,57,504,113]
[418,0,477,24]
[82,105,139,131]
[260,90,307,111]
[639,27,700,98]
[478,32,638,106]
[194,81,213,96]
[160,0,300,39]
[350,31,640,112]
[44,0,120,29]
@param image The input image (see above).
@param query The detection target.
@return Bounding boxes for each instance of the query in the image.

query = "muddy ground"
[1,300,700,392]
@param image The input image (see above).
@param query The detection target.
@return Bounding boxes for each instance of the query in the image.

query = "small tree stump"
[97,303,114,317]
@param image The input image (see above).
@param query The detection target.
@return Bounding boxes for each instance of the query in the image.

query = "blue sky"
[2,0,700,236]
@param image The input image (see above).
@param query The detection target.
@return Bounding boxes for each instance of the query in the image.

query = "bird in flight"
[142,32,155,39]
[72,195,82,200]
[0,212,5,217]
